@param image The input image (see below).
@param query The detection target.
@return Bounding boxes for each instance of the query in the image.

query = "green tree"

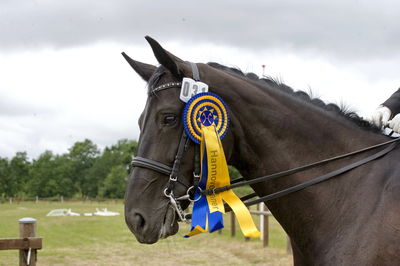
[2,138,138,199]
[99,165,128,198]
[9,152,30,197]
[52,154,76,197]
[0,153,30,198]
[28,152,76,197]
[0,157,10,198]
[86,139,137,197]
[28,151,57,197]
[68,139,99,197]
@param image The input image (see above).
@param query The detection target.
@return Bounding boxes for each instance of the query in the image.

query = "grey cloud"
[0,93,54,117]
[1,0,399,60]
[0,107,139,159]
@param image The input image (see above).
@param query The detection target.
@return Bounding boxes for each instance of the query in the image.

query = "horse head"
[123,37,235,244]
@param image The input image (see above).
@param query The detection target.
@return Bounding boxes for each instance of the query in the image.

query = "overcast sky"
[1,0,399,159]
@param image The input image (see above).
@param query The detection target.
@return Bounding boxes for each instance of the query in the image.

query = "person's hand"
[388,114,400,133]
[370,105,391,128]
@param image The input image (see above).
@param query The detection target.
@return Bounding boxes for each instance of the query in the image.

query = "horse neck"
[215,77,387,247]
[221,80,383,170]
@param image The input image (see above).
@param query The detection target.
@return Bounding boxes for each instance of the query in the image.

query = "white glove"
[370,105,391,128]
[388,114,400,133]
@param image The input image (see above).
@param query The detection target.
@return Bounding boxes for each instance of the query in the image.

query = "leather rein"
[131,63,400,220]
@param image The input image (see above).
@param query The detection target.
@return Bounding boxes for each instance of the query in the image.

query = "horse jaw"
[159,204,179,239]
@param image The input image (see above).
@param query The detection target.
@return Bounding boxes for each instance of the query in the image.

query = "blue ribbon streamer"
[185,144,224,237]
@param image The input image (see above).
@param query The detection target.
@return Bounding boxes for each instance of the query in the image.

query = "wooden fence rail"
[0,218,43,266]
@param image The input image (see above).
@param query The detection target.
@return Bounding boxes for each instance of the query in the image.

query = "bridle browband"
[131,62,400,220]
[150,82,182,96]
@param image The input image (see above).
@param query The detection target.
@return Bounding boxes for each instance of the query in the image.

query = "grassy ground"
[0,201,292,265]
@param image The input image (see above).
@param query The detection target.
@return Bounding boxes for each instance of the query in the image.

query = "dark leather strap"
[192,145,201,191]
[131,131,192,192]
[189,62,200,81]
[170,132,189,180]
[131,156,191,188]
[203,137,400,195]
[131,157,172,175]
[223,141,400,212]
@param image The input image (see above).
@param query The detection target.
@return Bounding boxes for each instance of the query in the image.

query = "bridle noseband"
[132,157,172,176]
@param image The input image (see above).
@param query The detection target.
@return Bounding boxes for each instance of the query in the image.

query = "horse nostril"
[133,212,146,230]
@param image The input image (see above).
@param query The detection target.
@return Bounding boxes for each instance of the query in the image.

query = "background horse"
[124,37,400,265]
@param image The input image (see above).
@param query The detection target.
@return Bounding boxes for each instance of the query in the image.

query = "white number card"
[180,77,209,103]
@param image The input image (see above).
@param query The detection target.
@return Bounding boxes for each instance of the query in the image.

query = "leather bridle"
[131,63,202,221]
[131,62,400,220]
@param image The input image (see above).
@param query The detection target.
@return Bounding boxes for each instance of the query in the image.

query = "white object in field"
[46,208,81,216]
[83,213,94,216]
[46,209,69,216]
[66,209,80,216]
[93,208,120,216]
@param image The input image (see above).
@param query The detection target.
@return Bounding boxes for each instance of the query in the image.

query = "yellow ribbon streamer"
[201,124,261,238]
[185,225,208,237]
[202,125,225,213]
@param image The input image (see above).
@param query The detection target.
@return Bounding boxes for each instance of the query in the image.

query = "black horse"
[123,37,400,265]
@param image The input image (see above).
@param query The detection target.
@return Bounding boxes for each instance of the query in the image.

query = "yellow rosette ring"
[183,92,229,144]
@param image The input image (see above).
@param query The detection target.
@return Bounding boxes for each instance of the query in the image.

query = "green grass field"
[0,201,292,265]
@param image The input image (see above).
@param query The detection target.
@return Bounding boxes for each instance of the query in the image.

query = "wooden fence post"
[259,203,269,247]
[19,218,37,266]
[0,218,42,265]
[230,212,236,237]
[259,203,264,238]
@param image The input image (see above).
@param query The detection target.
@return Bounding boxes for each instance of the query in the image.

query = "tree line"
[0,139,137,200]
[0,138,249,201]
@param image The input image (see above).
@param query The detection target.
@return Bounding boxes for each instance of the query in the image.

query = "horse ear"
[145,36,189,78]
[121,52,156,82]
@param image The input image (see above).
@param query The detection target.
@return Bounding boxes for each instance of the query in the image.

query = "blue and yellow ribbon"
[184,92,260,238]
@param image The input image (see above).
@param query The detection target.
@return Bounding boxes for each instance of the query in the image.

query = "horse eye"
[163,114,178,125]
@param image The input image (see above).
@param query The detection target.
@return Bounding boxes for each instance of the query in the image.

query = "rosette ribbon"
[184,92,260,238]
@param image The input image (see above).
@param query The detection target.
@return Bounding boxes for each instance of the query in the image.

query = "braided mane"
[207,62,380,133]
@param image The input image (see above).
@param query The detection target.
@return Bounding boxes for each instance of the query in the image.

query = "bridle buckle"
[169,174,178,182]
